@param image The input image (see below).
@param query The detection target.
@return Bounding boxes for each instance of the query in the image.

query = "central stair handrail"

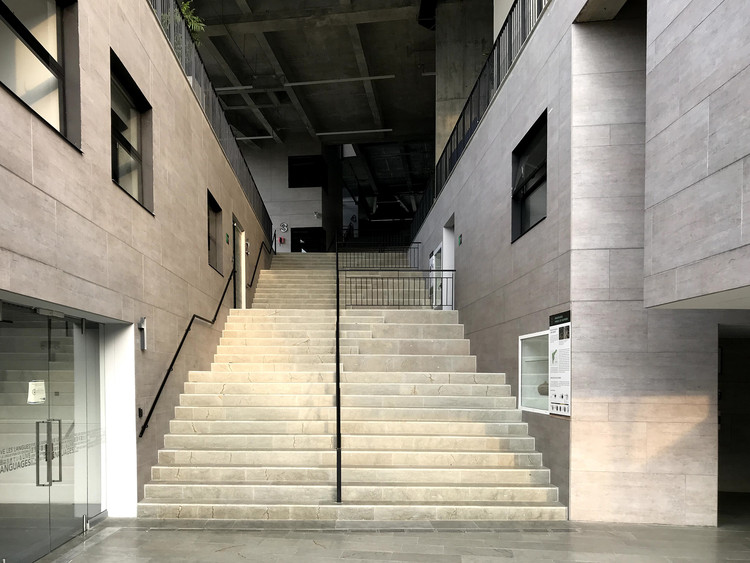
[139,268,235,438]
[335,236,342,503]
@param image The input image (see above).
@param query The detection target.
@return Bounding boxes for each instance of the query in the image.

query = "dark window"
[512,111,547,242]
[0,0,65,132]
[111,52,152,210]
[288,155,327,190]
[207,191,222,272]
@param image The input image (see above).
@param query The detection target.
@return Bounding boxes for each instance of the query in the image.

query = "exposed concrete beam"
[215,74,394,93]
[575,0,628,22]
[202,36,282,143]
[204,6,418,36]
[317,128,392,136]
[232,0,252,15]
[229,125,261,150]
[254,32,318,139]
[348,24,383,129]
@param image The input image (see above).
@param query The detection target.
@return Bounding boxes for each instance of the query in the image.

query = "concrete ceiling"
[193,0,436,147]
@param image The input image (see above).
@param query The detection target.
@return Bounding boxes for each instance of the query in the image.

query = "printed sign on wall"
[549,311,571,416]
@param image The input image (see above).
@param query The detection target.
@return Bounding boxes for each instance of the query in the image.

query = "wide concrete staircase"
[139,252,565,521]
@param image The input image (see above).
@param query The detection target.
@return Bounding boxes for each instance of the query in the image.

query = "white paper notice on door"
[27,380,46,404]
[548,311,571,416]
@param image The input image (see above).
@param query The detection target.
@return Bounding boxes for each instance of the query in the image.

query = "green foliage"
[180,0,205,44]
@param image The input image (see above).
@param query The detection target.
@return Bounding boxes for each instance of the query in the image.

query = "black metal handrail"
[138,268,235,438]
[335,237,342,503]
[338,242,421,270]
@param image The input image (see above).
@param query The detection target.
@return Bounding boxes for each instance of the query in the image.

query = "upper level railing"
[412,0,551,240]
[146,0,272,241]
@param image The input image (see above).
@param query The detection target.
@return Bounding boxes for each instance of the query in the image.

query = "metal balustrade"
[146,0,272,241]
[412,0,551,240]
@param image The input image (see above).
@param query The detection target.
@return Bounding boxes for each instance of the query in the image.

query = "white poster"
[548,311,571,416]
[27,380,46,404]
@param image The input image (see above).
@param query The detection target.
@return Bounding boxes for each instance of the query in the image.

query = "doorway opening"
[232,217,246,309]
[718,325,750,527]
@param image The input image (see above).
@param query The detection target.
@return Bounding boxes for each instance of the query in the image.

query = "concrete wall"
[435,0,494,162]
[644,0,750,307]
[0,0,268,500]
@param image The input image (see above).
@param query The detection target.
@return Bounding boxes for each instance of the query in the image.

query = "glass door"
[0,303,101,563]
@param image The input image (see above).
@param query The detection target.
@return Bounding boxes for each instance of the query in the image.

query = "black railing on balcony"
[342,270,455,310]
[412,0,551,239]
[337,243,420,270]
[145,0,272,241]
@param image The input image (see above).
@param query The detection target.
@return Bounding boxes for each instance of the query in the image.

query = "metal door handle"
[51,419,62,483]
[35,420,51,487]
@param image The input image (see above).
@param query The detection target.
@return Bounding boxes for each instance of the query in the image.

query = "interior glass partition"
[0,302,102,563]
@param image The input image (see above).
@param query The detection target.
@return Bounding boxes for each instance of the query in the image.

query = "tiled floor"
[37,502,750,563]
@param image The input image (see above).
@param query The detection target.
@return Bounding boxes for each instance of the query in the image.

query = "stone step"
[221,330,336,339]
[341,395,516,409]
[342,354,476,372]
[346,338,470,356]
[223,323,335,332]
[158,449,335,466]
[137,500,567,521]
[340,406,521,422]
[341,435,534,451]
[214,346,350,357]
[219,337,335,346]
[343,484,558,503]
[143,482,335,503]
[340,382,511,397]
[174,406,335,421]
[252,303,336,309]
[183,382,334,395]
[211,362,337,372]
[343,450,542,468]
[151,465,334,482]
[229,309,336,318]
[212,354,344,364]
[340,420,528,436]
[340,372,507,385]
[148,465,551,486]
[341,310,458,324]
[369,324,464,339]
[163,434,335,450]
[179,394,335,407]
[169,420,336,435]
[188,370,336,383]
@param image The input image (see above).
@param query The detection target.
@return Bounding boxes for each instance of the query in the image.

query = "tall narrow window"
[111,52,152,210]
[0,0,64,132]
[207,191,222,272]
[511,112,547,241]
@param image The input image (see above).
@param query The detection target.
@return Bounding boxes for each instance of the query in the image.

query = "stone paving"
[38,510,750,563]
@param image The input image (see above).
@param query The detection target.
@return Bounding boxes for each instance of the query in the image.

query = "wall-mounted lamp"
[313,211,321,219]
[137,317,147,351]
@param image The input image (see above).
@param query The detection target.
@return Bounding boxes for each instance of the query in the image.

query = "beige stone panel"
[608,402,715,423]
[573,301,648,353]
[571,421,648,473]
[609,249,643,300]
[571,125,610,148]
[0,249,10,288]
[571,196,644,250]
[0,89,33,183]
[142,256,189,319]
[646,421,717,475]
[570,470,687,524]
[30,120,92,220]
[0,169,57,265]
[570,249,609,301]
[8,253,123,320]
[55,204,109,287]
[684,474,717,526]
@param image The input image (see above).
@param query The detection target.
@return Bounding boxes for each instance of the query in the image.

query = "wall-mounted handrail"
[138,268,235,438]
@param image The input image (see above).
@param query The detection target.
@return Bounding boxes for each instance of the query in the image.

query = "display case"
[518,331,549,413]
